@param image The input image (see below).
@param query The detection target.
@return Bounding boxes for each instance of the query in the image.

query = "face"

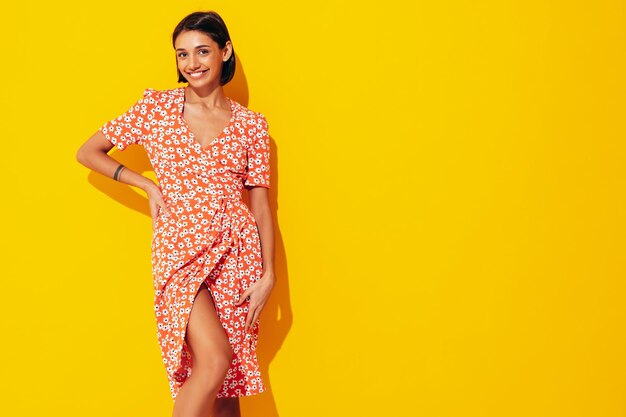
[174,30,232,88]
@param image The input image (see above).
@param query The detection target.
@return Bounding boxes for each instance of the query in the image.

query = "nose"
[188,54,200,70]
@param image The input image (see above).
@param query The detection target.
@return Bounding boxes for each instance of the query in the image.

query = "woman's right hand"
[144,182,172,229]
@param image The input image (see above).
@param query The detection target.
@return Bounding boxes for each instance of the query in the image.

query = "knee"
[213,348,234,375]
[193,349,234,388]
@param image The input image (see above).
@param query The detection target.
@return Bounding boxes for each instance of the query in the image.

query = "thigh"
[185,282,233,365]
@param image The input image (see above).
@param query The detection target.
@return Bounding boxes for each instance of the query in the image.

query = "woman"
[76,11,275,417]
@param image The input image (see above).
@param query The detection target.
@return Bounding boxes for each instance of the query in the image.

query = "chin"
[186,76,218,88]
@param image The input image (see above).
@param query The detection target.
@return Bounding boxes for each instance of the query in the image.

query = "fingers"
[160,200,173,216]
[235,289,248,306]
[147,185,173,218]
[243,300,264,334]
[156,201,172,217]
[236,280,272,333]
[150,200,173,227]
[245,307,261,334]
[235,289,259,334]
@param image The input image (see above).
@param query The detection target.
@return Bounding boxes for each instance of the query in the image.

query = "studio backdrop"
[1,1,625,416]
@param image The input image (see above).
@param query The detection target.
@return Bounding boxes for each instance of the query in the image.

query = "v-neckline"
[178,87,237,151]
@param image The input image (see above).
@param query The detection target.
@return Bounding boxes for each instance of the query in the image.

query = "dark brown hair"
[172,11,236,85]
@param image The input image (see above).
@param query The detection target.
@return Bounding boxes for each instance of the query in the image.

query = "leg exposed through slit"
[184,282,233,387]
[172,282,235,416]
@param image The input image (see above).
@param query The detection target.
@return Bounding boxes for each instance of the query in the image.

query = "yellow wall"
[1,1,625,416]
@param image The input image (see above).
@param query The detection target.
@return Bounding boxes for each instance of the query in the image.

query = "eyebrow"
[176,45,211,51]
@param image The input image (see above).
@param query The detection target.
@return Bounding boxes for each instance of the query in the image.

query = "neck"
[184,84,227,108]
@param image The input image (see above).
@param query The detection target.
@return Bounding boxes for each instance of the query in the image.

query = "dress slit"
[177,278,214,383]
[171,249,223,392]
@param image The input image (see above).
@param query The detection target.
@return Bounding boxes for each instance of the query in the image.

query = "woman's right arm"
[76,130,156,191]
[75,130,172,223]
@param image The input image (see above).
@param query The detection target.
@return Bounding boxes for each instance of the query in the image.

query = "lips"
[187,69,208,79]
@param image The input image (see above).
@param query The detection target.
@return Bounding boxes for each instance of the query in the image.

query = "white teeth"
[188,70,207,78]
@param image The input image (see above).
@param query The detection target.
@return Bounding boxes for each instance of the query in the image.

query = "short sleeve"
[99,88,155,151]
[244,113,271,188]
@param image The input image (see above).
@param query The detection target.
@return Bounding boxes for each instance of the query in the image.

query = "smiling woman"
[75,10,276,417]
[174,12,236,86]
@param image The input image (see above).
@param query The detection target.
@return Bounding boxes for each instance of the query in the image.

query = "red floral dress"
[99,87,270,399]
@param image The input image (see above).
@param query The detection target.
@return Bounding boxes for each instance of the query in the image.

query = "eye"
[199,49,209,55]
[177,52,187,58]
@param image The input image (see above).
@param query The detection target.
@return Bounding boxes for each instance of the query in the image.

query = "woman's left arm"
[236,186,276,333]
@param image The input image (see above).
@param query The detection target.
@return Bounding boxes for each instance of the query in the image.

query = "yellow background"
[1,1,625,416]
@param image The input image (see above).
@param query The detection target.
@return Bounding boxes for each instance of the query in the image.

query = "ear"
[223,40,233,62]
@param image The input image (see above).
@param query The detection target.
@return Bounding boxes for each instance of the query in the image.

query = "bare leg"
[172,283,234,417]
[214,397,241,417]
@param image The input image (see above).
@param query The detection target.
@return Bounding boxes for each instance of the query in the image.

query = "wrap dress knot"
[99,87,270,399]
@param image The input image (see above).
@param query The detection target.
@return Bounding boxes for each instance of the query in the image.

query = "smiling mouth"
[187,69,208,79]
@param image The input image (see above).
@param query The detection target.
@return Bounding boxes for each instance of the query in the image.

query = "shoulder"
[132,87,183,118]
[233,100,269,129]
[232,101,270,148]
[140,87,182,104]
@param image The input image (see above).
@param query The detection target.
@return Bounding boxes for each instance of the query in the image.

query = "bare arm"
[237,186,275,333]
[76,130,155,189]
[248,186,275,279]
[75,130,172,224]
